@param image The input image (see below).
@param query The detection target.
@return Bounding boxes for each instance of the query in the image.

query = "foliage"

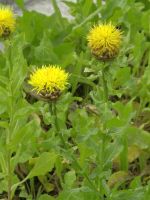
[0,0,150,199]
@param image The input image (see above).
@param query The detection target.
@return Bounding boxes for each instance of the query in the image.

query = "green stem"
[7,124,12,200]
[102,68,108,102]
[51,102,103,199]
[7,131,12,200]
[7,86,13,200]
[73,8,101,30]
[11,176,28,192]
[52,102,66,146]
[7,148,11,200]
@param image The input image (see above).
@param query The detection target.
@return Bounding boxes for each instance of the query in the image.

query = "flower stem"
[7,149,11,200]
[50,102,103,199]
[7,85,13,200]
[52,102,66,146]
[6,125,12,200]
[102,68,108,102]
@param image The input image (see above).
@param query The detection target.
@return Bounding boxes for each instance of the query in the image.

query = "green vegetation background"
[0,0,150,199]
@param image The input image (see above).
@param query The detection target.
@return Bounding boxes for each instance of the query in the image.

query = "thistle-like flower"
[87,23,122,60]
[28,65,69,101]
[0,6,16,38]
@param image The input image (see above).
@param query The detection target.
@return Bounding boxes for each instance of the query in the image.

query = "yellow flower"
[0,6,16,37]
[87,23,122,60]
[28,65,69,100]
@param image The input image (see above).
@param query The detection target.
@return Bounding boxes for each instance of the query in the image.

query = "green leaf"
[34,33,58,65]
[63,170,76,189]
[28,152,57,178]
[38,194,54,200]
[0,121,8,129]
[108,171,128,188]
[70,52,84,94]
[6,34,27,99]
[114,67,131,87]
[15,0,25,9]
[51,0,64,29]
[110,187,148,200]
[128,145,141,163]
[82,0,93,17]
[0,152,7,174]
[113,101,134,122]
[38,176,54,192]
[104,136,123,167]
[128,127,150,149]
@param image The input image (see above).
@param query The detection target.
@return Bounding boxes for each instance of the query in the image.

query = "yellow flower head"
[0,6,16,38]
[87,23,122,60]
[28,65,69,100]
